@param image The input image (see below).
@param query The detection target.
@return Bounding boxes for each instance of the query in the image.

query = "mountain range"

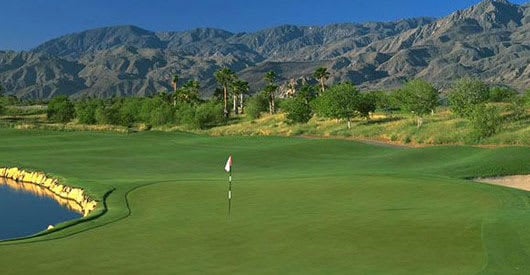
[1,0,530,99]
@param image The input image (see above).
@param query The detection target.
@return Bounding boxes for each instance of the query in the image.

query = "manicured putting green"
[0,128,529,274]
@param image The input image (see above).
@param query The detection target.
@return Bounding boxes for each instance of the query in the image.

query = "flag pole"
[225,155,233,218]
[228,168,232,217]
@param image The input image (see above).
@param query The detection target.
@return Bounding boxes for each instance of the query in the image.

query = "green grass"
[0,128,530,274]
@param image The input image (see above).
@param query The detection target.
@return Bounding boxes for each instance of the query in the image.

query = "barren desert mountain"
[1,0,529,99]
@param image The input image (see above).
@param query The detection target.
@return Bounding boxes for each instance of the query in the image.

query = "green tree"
[448,78,489,118]
[356,92,378,120]
[245,93,269,120]
[139,97,174,126]
[488,86,518,102]
[395,79,439,128]
[264,71,278,114]
[297,85,318,104]
[176,80,201,105]
[313,83,360,129]
[47,96,75,123]
[194,101,226,129]
[75,99,103,124]
[470,104,502,139]
[157,91,173,105]
[372,91,398,117]
[282,97,313,124]
[119,98,143,126]
[314,67,330,93]
[214,68,236,118]
[94,100,121,125]
[0,84,4,97]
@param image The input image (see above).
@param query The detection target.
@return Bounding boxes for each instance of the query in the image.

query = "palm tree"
[313,67,330,93]
[178,80,201,104]
[172,75,179,106]
[264,71,278,114]
[232,80,250,114]
[172,75,179,92]
[215,68,235,117]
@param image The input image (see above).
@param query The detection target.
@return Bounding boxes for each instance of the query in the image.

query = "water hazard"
[0,177,82,241]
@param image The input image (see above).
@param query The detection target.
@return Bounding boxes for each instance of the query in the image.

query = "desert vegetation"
[0,68,529,145]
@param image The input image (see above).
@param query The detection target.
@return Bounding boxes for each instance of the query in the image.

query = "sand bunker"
[476,175,530,191]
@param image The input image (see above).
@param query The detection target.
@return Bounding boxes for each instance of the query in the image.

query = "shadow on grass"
[360,116,404,125]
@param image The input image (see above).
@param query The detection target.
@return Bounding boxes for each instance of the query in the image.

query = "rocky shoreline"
[0,167,97,217]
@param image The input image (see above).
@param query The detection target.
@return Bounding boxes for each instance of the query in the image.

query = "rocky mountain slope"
[1,0,529,99]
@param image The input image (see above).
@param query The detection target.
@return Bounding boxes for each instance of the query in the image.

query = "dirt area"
[476,175,530,191]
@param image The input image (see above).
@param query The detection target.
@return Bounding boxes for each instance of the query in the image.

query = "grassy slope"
[205,108,530,146]
[0,128,529,274]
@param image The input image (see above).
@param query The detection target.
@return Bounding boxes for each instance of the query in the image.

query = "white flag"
[224,155,232,172]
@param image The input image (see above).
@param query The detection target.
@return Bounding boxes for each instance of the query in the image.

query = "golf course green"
[0,127,529,274]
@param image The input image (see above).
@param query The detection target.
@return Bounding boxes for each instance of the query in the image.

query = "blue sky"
[0,0,527,50]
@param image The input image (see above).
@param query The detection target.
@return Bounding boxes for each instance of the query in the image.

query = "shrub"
[95,103,120,125]
[175,103,197,126]
[394,79,439,128]
[470,104,502,139]
[47,96,75,123]
[194,102,225,129]
[313,83,359,129]
[138,97,174,126]
[75,99,102,124]
[246,93,269,120]
[506,97,527,122]
[119,98,143,126]
[488,86,518,102]
[448,78,489,118]
[524,90,530,107]
[149,102,174,127]
[357,92,378,119]
[281,97,313,124]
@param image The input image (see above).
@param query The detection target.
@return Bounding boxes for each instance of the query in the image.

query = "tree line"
[1,68,530,138]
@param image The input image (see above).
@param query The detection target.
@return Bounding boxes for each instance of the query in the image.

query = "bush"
[95,103,120,125]
[488,86,518,102]
[524,90,530,107]
[138,97,174,126]
[175,103,197,126]
[470,104,503,139]
[246,94,269,120]
[372,91,398,114]
[119,98,143,126]
[194,102,225,129]
[281,97,313,124]
[507,97,527,122]
[357,92,378,119]
[313,83,359,128]
[47,96,75,123]
[448,78,489,118]
[75,99,102,124]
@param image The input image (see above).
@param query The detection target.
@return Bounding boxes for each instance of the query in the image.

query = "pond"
[0,177,82,241]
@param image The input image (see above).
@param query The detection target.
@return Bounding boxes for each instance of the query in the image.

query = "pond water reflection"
[0,177,82,241]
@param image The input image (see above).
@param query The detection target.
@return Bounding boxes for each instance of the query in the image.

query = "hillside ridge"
[1,0,530,99]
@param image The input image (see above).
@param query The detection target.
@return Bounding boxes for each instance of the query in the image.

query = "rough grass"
[0,128,529,273]
[205,107,530,146]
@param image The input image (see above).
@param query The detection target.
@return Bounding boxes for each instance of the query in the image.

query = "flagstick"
[228,169,232,217]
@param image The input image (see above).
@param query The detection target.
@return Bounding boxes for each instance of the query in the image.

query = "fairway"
[1,128,530,274]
